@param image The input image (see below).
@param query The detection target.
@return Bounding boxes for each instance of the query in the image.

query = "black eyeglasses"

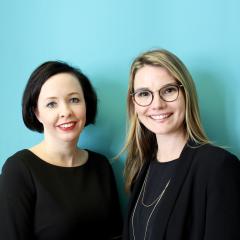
[131,83,183,107]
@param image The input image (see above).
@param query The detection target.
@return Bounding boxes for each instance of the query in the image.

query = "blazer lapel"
[123,140,199,240]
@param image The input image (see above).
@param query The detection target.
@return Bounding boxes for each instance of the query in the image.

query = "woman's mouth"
[150,113,172,120]
[57,122,76,131]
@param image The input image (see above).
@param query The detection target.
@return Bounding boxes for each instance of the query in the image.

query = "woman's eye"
[46,102,57,108]
[70,97,80,103]
[136,91,151,98]
[163,86,177,95]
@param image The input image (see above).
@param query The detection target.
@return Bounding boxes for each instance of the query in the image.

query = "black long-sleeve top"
[0,149,122,240]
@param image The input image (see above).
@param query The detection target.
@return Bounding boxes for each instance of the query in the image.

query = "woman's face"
[35,73,86,143]
[133,65,186,138]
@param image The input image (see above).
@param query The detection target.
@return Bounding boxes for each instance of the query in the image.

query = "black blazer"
[122,142,240,240]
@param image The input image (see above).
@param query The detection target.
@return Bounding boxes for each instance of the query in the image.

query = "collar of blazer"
[127,139,200,239]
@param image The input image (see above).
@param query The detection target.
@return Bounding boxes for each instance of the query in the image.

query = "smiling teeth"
[151,114,169,120]
[60,123,74,128]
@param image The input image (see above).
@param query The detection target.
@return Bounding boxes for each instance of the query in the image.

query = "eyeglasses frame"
[130,83,183,107]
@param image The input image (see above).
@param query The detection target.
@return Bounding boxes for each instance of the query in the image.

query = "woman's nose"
[60,103,72,118]
[150,92,166,109]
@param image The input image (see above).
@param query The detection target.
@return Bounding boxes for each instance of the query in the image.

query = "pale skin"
[133,65,188,163]
[30,73,88,167]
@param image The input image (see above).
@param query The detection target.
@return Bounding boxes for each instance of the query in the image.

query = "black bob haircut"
[22,61,97,133]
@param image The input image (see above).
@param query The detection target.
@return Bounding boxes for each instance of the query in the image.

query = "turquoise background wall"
[1,0,239,212]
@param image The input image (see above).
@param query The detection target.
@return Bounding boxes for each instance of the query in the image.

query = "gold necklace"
[131,166,171,240]
[141,166,169,207]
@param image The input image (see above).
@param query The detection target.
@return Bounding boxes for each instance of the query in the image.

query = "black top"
[130,159,177,240]
[0,149,122,240]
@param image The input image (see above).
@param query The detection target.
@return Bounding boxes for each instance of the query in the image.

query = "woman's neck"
[156,131,187,163]
[30,140,87,167]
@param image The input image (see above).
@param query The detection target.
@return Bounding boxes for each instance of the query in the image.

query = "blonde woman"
[122,49,240,240]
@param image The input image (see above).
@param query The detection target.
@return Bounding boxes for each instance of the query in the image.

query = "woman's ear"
[34,107,42,123]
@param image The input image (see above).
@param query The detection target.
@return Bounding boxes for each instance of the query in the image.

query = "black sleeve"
[105,161,123,240]
[204,153,240,240]
[0,155,35,240]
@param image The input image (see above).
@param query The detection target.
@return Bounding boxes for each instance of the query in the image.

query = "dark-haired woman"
[0,61,122,240]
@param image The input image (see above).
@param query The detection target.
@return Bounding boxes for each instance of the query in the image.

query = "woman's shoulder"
[2,149,33,172]
[1,149,35,189]
[193,144,240,190]
[86,149,111,167]
[87,149,108,161]
[195,143,238,160]
[86,150,116,179]
[191,143,240,171]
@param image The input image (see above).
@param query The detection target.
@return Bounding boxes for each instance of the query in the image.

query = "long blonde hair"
[122,49,209,192]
